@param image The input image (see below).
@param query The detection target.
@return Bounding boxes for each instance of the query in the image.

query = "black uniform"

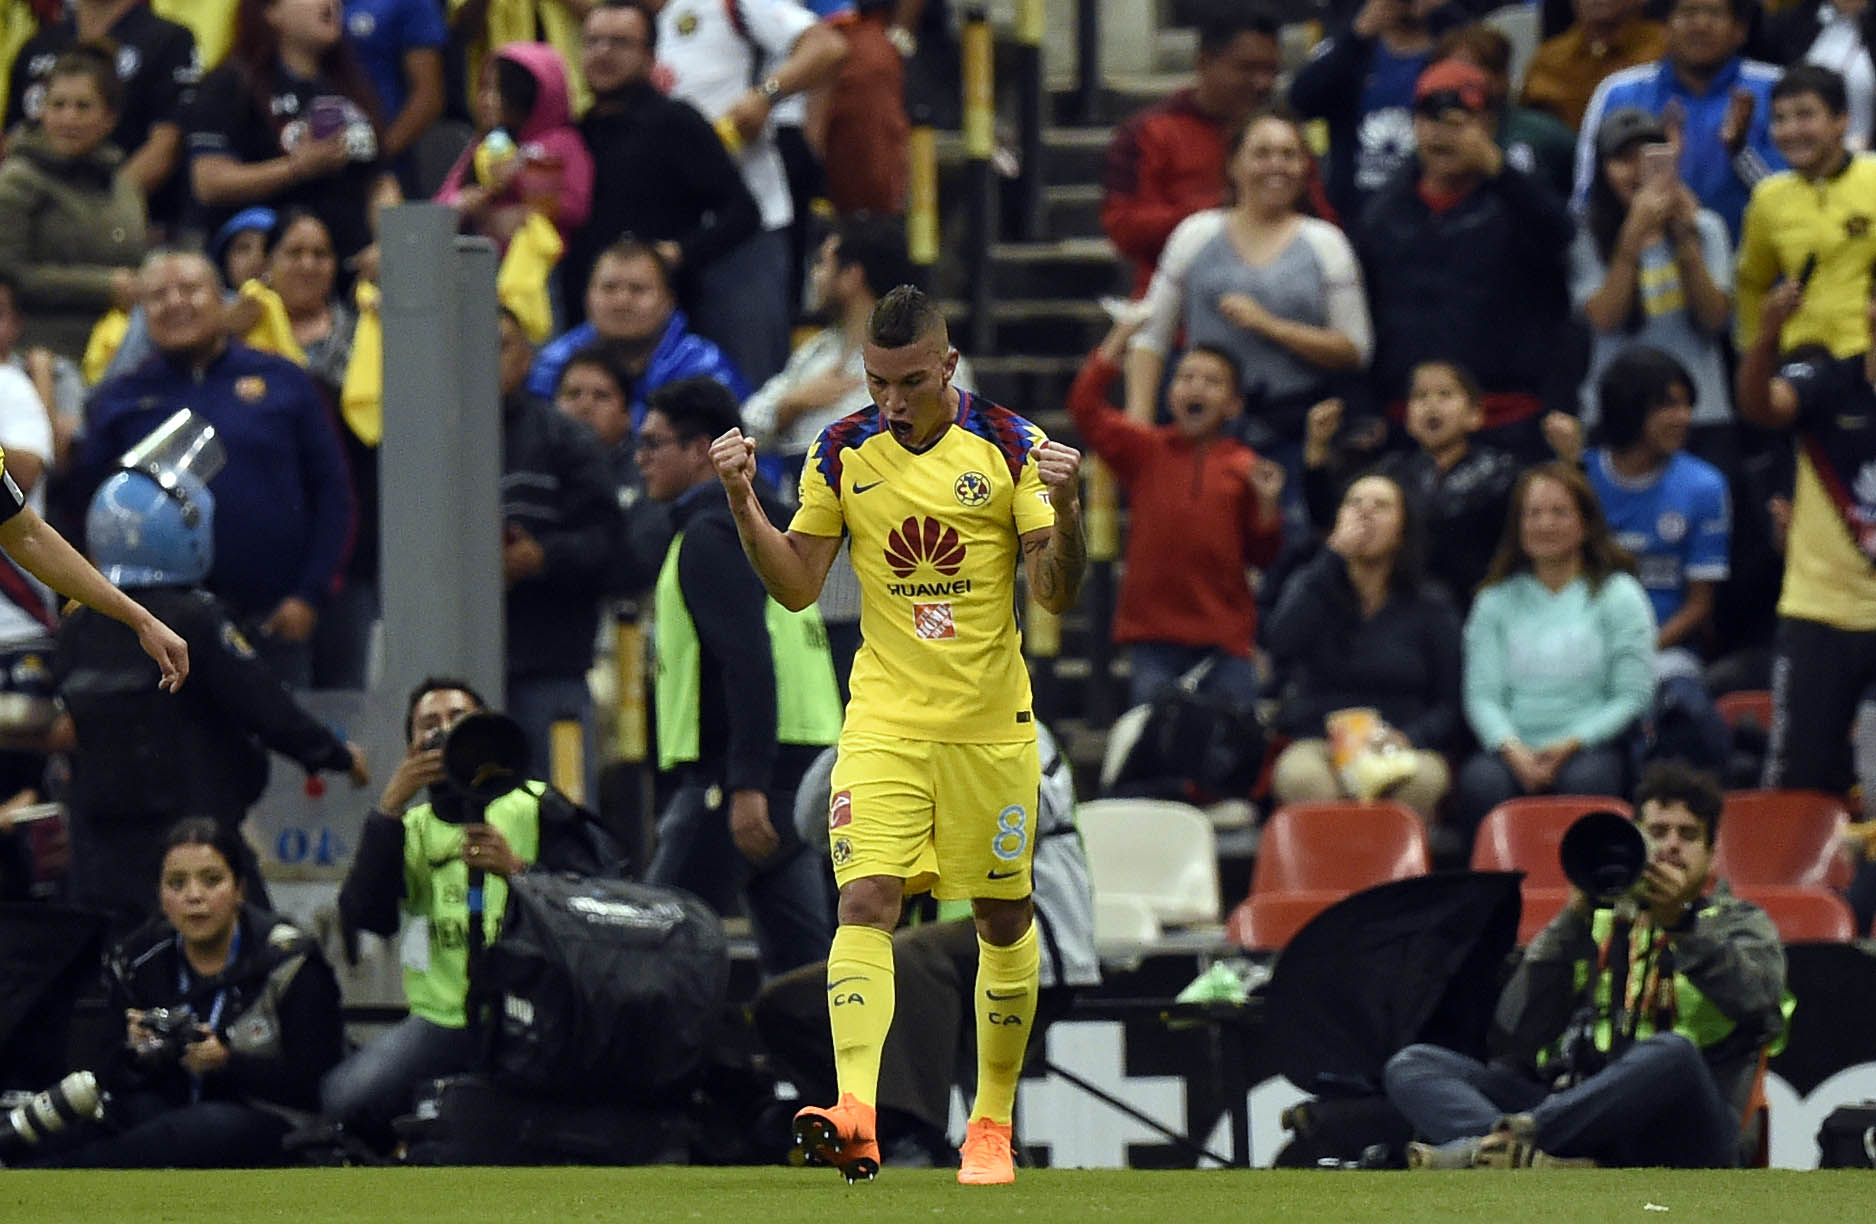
[54,586,353,932]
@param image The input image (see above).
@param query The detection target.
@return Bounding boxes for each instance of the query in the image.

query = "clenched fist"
[1035,440,1082,512]
[710,427,759,497]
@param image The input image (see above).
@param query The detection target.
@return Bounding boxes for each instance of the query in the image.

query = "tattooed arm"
[1021,440,1088,614]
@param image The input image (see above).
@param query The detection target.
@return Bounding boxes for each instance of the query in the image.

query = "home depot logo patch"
[914,602,956,640]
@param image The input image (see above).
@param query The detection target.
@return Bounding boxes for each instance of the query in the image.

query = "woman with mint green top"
[1455,462,1657,849]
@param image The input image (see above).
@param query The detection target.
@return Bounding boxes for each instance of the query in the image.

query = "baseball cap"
[210,206,277,264]
[1413,59,1489,114]
[1596,107,1668,161]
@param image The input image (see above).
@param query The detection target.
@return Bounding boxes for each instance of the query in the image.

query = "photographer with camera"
[4,818,344,1167]
[1384,760,1789,1168]
[325,677,586,1153]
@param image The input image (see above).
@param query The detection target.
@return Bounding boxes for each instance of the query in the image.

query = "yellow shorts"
[826,729,1040,901]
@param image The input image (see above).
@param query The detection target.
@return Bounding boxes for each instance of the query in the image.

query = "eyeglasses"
[634,434,681,455]
[582,34,645,50]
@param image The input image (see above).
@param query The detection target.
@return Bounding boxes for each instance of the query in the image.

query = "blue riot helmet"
[86,469,216,587]
[88,408,226,588]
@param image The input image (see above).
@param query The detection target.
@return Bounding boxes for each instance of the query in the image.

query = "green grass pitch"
[3,1167,1869,1223]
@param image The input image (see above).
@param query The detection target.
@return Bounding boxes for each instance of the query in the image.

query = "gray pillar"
[378,203,505,706]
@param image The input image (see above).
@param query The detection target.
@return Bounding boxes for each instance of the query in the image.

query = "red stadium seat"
[1713,790,1853,889]
[1733,885,1860,942]
[1513,888,1573,946]
[1471,796,1631,944]
[1470,796,1635,885]
[1716,690,1774,732]
[1228,800,1429,950]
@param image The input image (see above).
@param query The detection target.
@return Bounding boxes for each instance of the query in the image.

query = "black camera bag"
[1818,1102,1876,1167]
[399,1073,692,1166]
[476,873,727,1104]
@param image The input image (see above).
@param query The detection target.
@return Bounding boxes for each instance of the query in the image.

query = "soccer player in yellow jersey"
[711,286,1086,1186]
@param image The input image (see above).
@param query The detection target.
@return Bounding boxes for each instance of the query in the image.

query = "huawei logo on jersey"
[885,516,966,577]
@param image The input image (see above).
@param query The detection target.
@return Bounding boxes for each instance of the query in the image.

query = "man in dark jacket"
[56,465,366,935]
[1385,761,1789,1168]
[1356,58,1577,459]
[637,376,840,977]
[563,1,761,328]
[498,310,622,797]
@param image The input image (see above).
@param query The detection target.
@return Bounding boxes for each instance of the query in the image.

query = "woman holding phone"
[1570,107,1734,461]
[186,0,399,288]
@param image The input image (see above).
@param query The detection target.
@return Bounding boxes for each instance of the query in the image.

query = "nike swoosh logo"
[827,975,867,990]
[986,868,1023,880]
[852,480,883,493]
[985,989,1027,1001]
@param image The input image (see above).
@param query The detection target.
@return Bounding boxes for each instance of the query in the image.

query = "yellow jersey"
[791,392,1057,744]
[1775,353,1876,630]
[1736,155,1876,358]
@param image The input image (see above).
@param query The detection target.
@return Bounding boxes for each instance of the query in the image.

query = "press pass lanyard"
[175,924,241,1103]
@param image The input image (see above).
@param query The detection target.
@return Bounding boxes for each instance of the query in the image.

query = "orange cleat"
[957,1117,1015,1185]
[789,1093,881,1183]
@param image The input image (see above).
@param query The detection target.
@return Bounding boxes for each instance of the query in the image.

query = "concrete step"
[1044,72,1186,127]
[968,353,1085,421]
[1043,183,1106,238]
[1154,26,1198,74]
[990,236,1129,301]
[1038,126,1116,185]
[941,296,1110,357]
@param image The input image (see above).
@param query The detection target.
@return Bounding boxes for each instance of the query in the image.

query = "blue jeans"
[646,772,834,979]
[1453,743,1629,851]
[689,228,791,387]
[1385,1035,1739,1167]
[321,1013,479,1151]
[1127,643,1260,712]
[506,673,597,806]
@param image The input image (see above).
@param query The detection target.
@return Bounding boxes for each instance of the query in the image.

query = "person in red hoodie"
[1100,7,1285,298]
[434,40,594,249]
[1068,317,1285,710]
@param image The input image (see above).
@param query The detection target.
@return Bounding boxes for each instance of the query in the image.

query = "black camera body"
[137,1004,207,1066]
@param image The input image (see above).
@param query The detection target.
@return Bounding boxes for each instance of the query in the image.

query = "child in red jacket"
[1067,319,1285,710]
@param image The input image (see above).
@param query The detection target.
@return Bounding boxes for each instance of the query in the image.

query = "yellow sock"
[826,923,896,1109]
[970,923,1040,1125]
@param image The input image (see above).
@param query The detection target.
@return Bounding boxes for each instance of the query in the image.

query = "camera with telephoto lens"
[1559,809,1651,907]
[1,1070,106,1154]
[137,1003,207,1066]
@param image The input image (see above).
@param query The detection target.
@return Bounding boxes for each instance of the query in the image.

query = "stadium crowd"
[0,0,1864,1173]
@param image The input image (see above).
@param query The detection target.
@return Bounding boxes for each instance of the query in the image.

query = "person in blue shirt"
[341,0,447,189]
[1581,346,1732,767]
[1572,0,1784,241]
[1456,462,1657,848]
[527,239,749,430]
[1289,0,1448,220]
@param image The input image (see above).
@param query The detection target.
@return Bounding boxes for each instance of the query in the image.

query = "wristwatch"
[759,76,784,103]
